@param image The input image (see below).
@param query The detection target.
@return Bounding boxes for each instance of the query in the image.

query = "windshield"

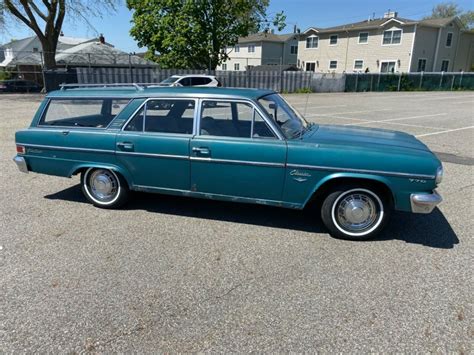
[258,94,308,139]
[160,76,180,84]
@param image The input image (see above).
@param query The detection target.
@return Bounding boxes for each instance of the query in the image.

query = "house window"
[235,45,240,53]
[248,45,255,53]
[354,60,364,70]
[32,47,39,53]
[290,45,298,54]
[329,35,338,45]
[359,32,369,44]
[234,63,240,71]
[441,60,449,72]
[382,29,402,45]
[417,58,426,72]
[222,63,227,70]
[380,61,396,73]
[329,60,337,70]
[306,35,318,48]
[446,32,453,47]
[305,62,316,72]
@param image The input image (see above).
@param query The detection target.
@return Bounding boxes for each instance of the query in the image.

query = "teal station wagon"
[14,84,443,240]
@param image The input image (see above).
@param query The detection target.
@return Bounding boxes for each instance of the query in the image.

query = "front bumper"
[13,156,29,173]
[410,190,442,214]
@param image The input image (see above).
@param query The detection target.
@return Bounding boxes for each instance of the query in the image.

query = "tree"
[424,2,474,29]
[2,1,119,69]
[127,0,286,69]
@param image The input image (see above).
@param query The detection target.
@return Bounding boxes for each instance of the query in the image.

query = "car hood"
[306,124,431,152]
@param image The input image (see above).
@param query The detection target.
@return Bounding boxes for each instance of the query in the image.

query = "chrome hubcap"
[88,169,118,202]
[336,193,378,232]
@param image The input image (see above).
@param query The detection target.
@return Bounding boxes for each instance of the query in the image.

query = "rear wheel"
[321,184,391,240]
[81,168,129,208]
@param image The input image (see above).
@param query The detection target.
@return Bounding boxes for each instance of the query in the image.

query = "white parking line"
[293,104,348,110]
[343,120,446,130]
[416,126,474,138]
[306,108,391,117]
[445,100,474,104]
[344,113,448,125]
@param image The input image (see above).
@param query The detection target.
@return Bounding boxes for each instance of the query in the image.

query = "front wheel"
[321,185,391,240]
[81,168,129,208]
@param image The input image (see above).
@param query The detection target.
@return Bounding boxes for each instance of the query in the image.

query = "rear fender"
[68,163,133,187]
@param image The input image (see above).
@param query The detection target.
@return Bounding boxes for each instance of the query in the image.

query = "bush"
[0,70,13,81]
[294,87,313,94]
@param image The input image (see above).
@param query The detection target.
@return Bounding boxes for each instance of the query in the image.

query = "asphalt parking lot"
[1,91,472,352]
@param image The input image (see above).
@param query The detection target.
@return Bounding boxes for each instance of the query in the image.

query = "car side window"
[125,99,195,134]
[124,107,144,131]
[191,77,211,85]
[200,100,275,139]
[191,77,203,85]
[40,98,130,128]
[178,77,191,86]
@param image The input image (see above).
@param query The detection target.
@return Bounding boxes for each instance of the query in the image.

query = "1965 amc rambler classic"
[13,84,443,240]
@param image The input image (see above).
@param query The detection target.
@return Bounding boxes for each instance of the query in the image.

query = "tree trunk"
[40,39,58,70]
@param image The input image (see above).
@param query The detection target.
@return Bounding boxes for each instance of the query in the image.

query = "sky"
[1,0,473,52]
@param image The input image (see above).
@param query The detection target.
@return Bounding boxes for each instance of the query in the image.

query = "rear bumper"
[410,190,442,214]
[13,156,29,173]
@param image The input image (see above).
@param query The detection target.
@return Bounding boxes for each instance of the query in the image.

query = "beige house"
[298,12,474,73]
[217,32,298,71]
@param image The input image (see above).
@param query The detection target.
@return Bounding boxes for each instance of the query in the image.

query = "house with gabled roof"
[217,32,299,71]
[297,11,474,73]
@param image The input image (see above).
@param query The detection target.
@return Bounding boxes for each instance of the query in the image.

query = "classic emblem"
[290,169,311,177]
[290,169,311,182]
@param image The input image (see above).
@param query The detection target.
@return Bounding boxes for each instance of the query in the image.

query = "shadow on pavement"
[45,185,459,249]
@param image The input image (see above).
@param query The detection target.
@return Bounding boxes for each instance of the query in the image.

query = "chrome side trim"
[26,128,118,135]
[22,143,115,154]
[132,184,301,208]
[190,156,285,168]
[286,163,436,180]
[410,190,442,213]
[13,156,29,173]
[116,151,189,160]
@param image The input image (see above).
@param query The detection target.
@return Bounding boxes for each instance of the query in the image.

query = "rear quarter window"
[39,98,130,128]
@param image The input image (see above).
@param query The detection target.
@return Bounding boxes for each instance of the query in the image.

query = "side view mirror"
[268,103,276,110]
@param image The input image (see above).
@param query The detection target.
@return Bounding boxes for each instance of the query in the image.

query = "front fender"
[303,172,395,207]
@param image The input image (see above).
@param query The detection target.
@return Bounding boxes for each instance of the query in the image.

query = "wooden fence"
[75,67,313,93]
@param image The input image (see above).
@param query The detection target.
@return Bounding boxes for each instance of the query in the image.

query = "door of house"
[380,61,396,73]
[305,62,316,72]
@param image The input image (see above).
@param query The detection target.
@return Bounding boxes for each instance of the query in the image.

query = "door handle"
[116,142,134,151]
[192,147,210,155]
[62,130,70,136]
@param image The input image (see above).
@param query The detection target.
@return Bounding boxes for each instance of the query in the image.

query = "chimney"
[99,33,105,44]
[383,10,398,18]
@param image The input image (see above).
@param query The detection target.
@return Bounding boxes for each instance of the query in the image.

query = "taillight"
[16,145,26,154]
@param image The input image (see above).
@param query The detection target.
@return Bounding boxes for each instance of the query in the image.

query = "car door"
[116,98,195,191]
[190,99,287,201]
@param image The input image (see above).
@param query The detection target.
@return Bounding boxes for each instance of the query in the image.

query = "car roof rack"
[59,83,146,91]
